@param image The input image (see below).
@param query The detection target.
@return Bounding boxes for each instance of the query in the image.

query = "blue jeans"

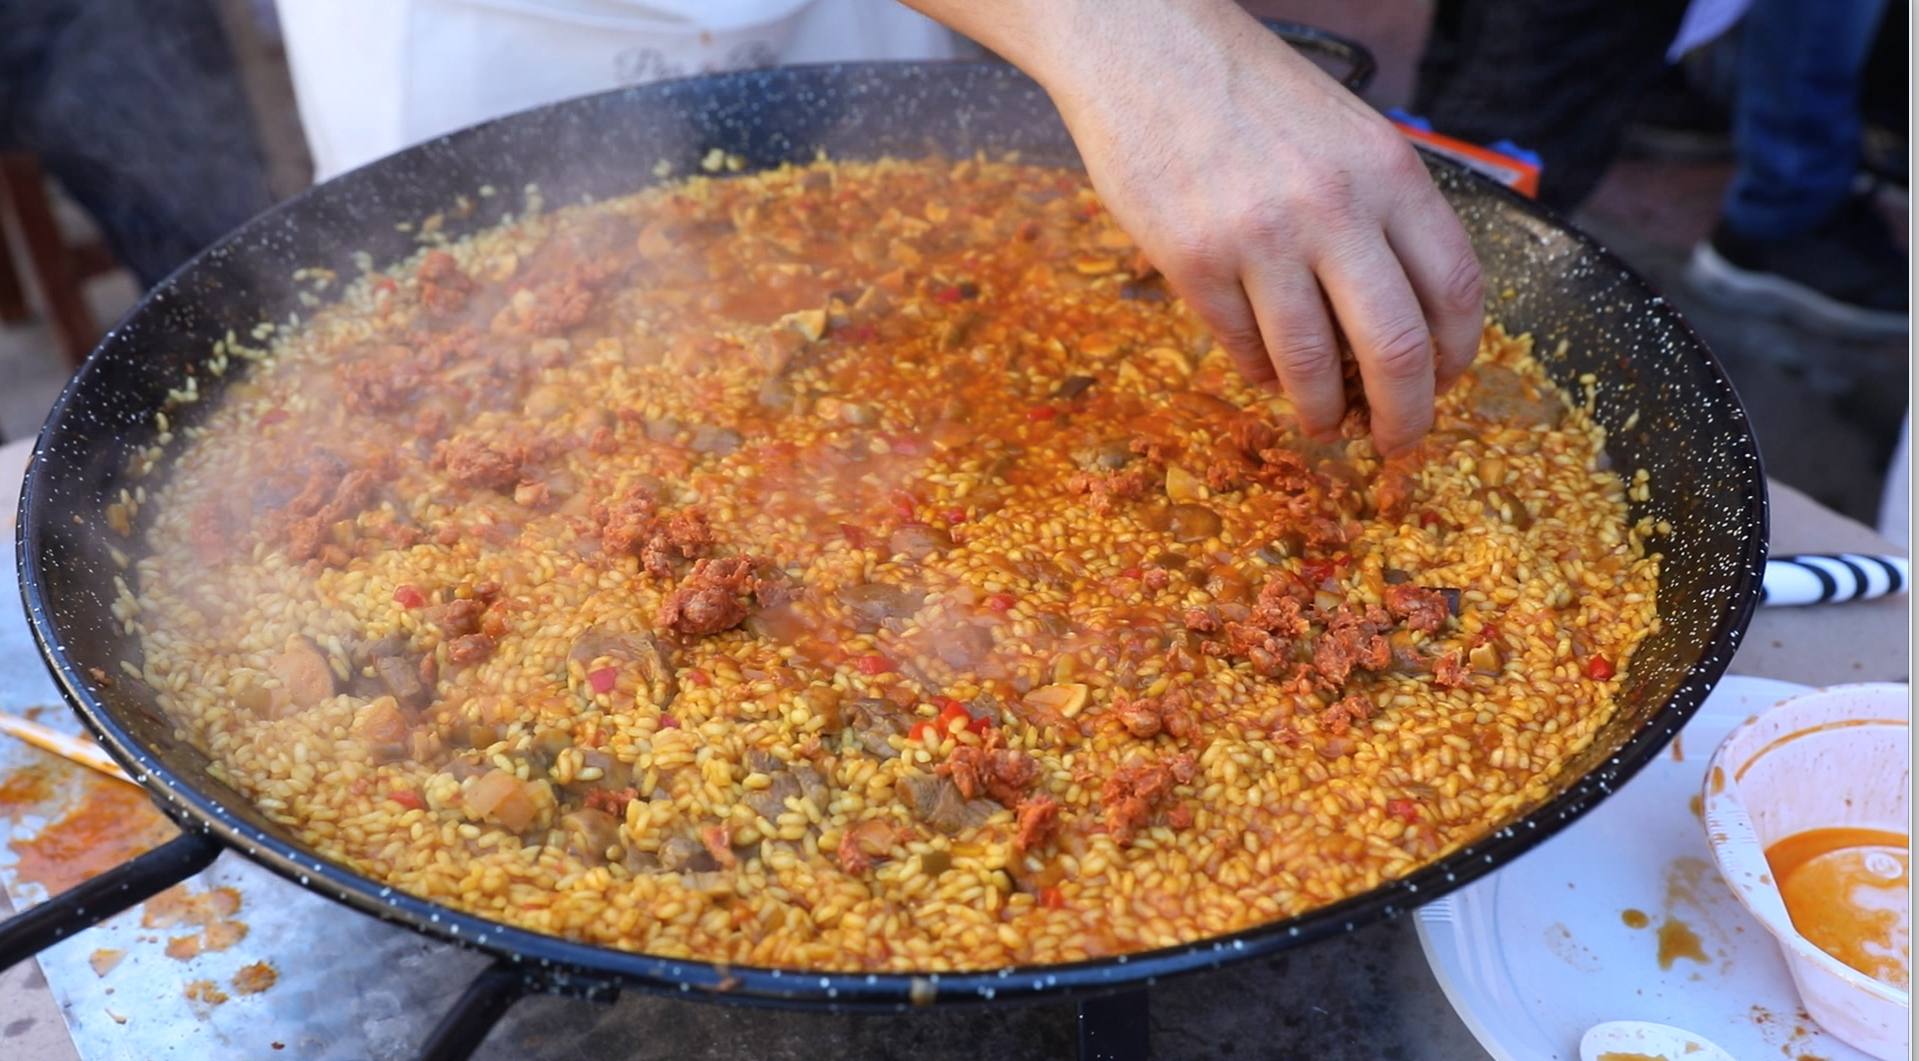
[1721,0,1888,240]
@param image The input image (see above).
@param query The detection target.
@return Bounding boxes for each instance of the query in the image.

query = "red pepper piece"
[393,584,425,609]
[1587,655,1616,681]
[855,653,893,676]
[587,667,619,695]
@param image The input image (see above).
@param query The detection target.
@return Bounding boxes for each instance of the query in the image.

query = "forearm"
[901,0,1292,102]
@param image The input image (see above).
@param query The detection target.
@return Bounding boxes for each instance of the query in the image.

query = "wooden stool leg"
[0,220,27,324]
[0,153,98,366]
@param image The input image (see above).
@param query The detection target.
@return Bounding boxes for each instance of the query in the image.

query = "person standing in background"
[0,0,275,288]
[1684,0,1904,338]
[1411,0,1904,338]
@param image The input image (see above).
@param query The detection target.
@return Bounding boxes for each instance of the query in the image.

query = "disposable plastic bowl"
[1702,683,1911,1060]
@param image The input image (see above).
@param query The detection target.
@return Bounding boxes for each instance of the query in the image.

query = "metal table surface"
[0,426,1905,1059]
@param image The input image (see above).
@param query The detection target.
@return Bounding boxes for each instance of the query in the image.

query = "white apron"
[273,0,960,181]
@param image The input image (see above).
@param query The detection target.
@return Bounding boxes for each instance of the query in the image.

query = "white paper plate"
[1417,675,1878,1061]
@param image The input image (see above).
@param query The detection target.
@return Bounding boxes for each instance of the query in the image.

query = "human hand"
[909,0,1485,455]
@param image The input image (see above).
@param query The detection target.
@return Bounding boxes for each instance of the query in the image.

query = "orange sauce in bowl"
[1765,827,1910,990]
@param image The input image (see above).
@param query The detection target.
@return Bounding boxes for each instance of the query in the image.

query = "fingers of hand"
[1316,229,1435,457]
[1387,183,1484,389]
[1242,264,1343,437]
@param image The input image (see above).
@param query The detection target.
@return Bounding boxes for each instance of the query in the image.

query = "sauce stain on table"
[0,764,56,821]
[1649,856,1741,974]
[144,884,249,960]
[1657,917,1708,970]
[8,774,177,895]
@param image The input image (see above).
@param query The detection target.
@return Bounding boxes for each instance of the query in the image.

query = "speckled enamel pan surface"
[17,62,1767,1007]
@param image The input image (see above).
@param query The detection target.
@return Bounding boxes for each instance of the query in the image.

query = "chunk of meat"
[1311,604,1392,688]
[270,636,335,710]
[1222,622,1292,678]
[595,485,714,577]
[436,436,524,492]
[1432,650,1469,688]
[1384,584,1451,633]
[835,818,897,875]
[1228,416,1280,458]
[845,698,906,758]
[596,484,659,555]
[888,524,951,560]
[934,625,996,669]
[1012,794,1061,853]
[417,250,475,315]
[337,347,419,415]
[1067,465,1157,515]
[837,583,925,631]
[1373,460,1419,521]
[351,696,410,762]
[494,265,600,336]
[1182,607,1219,633]
[1099,758,1188,845]
[657,556,762,637]
[1249,580,1309,635]
[1116,697,1163,739]
[433,598,485,638]
[561,808,622,864]
[658,834,720,873]
[349,635,433,709]
[1318,694,1375,736]
[274,458,387,564]
[567,625,678,708]
[896,773,998,834]
[937,744,1040,806]
[642,510,714,577]
[582,787,638,817]
[1112,690,1195,742]
[447,634,496,665]
[743,768,805,823]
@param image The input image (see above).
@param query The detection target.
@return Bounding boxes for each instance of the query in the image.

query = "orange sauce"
[0,764,55,820]
[7,776,177,894]
[1657,917,1708,969]
[1765,827,1910,989]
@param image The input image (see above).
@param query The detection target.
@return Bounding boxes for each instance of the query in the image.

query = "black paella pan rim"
[16,59,1767,1008]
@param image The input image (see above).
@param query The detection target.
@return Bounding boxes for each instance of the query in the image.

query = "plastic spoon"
[1579,1020,1736,1061]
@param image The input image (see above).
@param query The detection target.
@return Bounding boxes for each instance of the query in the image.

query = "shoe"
[1685,192,1909,339]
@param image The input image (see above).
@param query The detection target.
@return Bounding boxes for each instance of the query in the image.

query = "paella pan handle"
[0,829,222,972]
[1260,20,1378,94]
[418,959,535,1061]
